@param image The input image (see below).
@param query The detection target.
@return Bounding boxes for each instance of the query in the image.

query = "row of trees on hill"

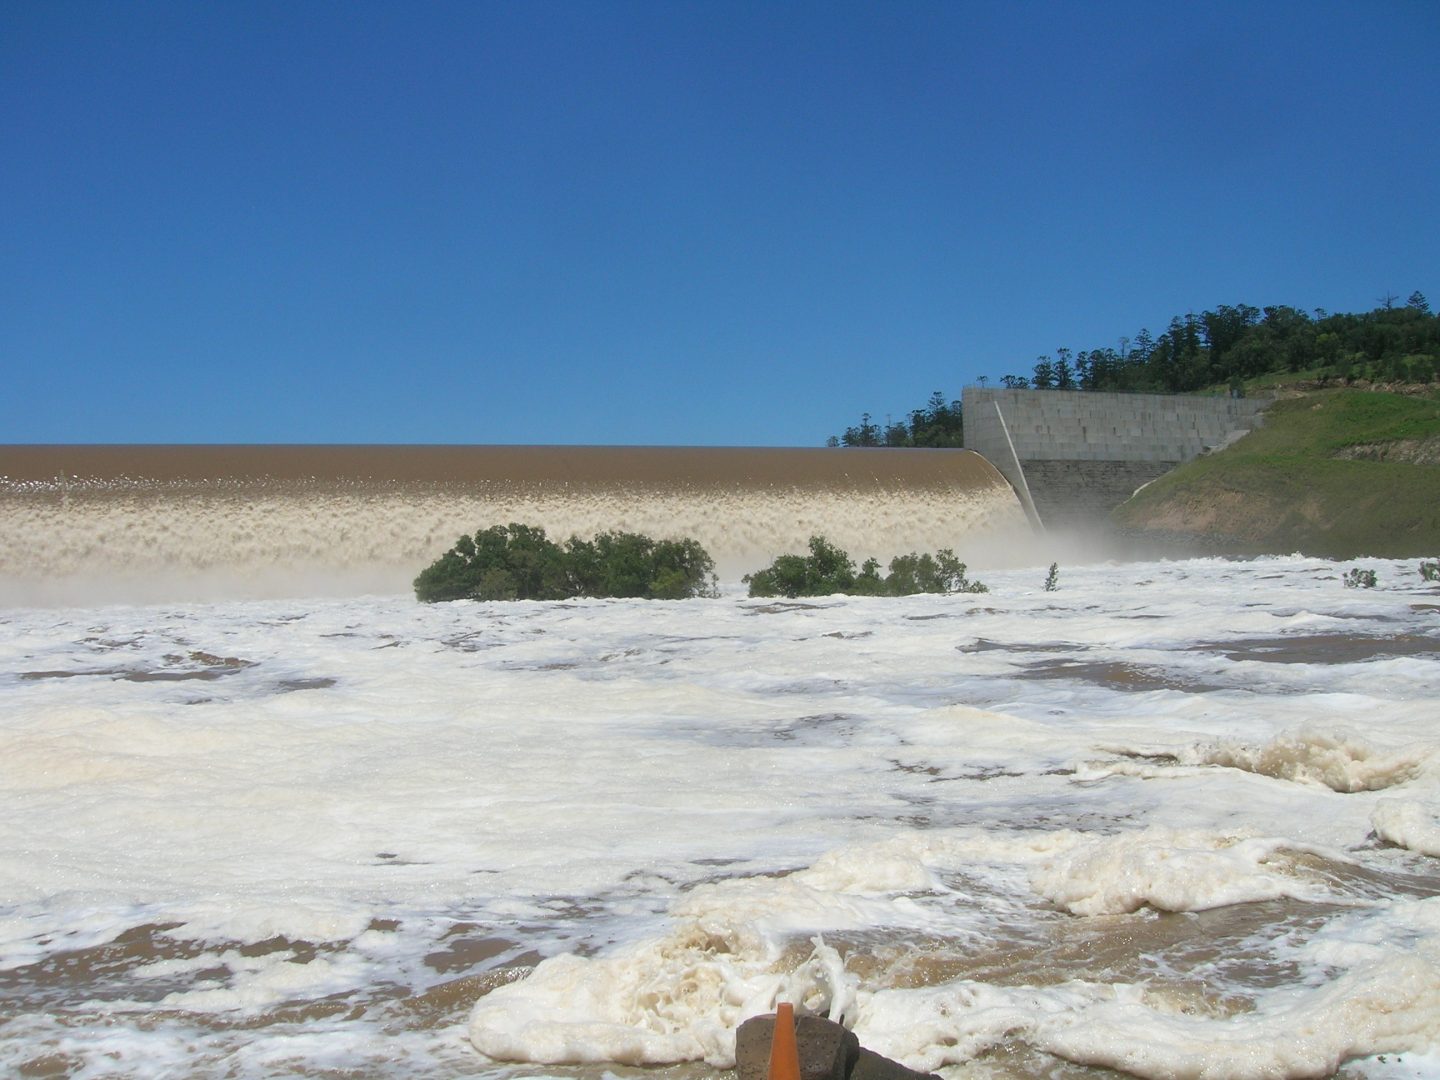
[828,294,1437,446]
[1006,293,1437,395]
[827,390,964,448]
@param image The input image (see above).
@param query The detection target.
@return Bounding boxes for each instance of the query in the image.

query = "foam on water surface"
[1,547,1439,1078]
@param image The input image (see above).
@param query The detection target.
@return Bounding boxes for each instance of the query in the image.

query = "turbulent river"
[1,447,1437,1078]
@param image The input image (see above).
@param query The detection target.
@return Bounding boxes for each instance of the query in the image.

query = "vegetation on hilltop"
[829,294,1436,445]
[1113,390,1440,558]
[1008,293,1437,394]
[414,524,718,602]
[827,390,964,449]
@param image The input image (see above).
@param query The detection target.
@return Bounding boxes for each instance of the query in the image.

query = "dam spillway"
[0,445,1029,603]
[962,388,1271,528]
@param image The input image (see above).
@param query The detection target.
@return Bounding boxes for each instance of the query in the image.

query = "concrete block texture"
[964,387,1267,465]
[962,387,1270,526]
[1020,459,1174,528]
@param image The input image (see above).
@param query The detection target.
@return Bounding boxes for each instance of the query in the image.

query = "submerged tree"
[744,536,986,598]
[742,535,858,597]
[1343,567,1378,589]
[414,524,718,603]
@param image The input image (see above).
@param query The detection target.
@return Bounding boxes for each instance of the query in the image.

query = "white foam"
[1035,899,1440,1079]
[468,831,1440,1076]
[2,554,1438,1077]
[1372,797,1440,857]
[1183,727,1433,793]
[1028,827,1339,915]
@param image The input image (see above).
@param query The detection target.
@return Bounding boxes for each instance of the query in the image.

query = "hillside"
[1112,389,1440,558]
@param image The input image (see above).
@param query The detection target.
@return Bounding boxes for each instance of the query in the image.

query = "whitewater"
[3,555,1438,1078]
[1,449,1438,1078]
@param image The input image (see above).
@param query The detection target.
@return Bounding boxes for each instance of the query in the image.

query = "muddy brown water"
[0,445,1010,493]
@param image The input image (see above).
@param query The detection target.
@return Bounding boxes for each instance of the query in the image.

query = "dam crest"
[0,445,1028,604]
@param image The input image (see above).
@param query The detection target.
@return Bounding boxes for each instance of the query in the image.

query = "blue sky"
[4,1,1437,446]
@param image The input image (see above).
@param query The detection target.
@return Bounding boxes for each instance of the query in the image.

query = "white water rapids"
[2,554,1439,1078]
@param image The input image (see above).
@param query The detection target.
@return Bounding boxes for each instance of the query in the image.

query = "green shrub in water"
[1044,563,1060,592]
[744,536,987,598]
[742,536,859,598]
[885,549,988,595]
[1343,567,1378,589]
[1421,560,1440,583]
[414,524,718,603]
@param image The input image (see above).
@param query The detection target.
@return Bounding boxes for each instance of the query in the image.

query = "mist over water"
[2,447,1438,1079]
[0,446,1030,604]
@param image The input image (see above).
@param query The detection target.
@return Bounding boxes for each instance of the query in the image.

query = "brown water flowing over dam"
[0,446,1029,603]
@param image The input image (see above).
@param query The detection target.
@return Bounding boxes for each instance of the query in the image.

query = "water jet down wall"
[962,388,1270,529]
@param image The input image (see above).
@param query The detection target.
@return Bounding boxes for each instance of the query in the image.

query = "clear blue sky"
[4,1,1437,446]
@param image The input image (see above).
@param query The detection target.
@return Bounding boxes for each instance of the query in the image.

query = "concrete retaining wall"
[962,388,1270,528]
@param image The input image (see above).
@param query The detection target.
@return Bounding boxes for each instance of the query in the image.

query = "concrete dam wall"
[962,388,1271,529]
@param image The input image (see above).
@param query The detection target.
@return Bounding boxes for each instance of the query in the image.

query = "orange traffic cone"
[768,1001,801,1080]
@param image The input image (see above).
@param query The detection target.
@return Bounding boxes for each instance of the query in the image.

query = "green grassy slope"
[1112,390,1440,558]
